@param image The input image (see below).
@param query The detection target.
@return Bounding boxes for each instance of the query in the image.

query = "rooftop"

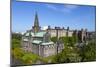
[24,31,46,37]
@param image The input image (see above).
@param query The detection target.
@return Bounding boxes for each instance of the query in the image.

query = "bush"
[50,37,57,43]
[12,48,40,64]
[21,53,39,64]
[78,41,96,62]
[52,46,81,63]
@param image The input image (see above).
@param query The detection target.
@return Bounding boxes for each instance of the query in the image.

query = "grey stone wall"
[32,44,39,55]
[43,44,56,57]
[22,41,33,52]
[47,29,74,38]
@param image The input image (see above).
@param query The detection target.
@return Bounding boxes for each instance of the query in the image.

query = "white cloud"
[45,4,57,10]
[61,5,79,13]
[64,4,79,9]
[42,26,48,30]
[45,4,79,13]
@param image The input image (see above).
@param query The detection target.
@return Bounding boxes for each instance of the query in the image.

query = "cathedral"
[21,13,64,57]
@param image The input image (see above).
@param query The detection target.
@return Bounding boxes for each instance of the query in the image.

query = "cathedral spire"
[33,12,40,33]
[34,12,39,27]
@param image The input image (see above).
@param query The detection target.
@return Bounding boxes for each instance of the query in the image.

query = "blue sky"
[12,0,96,32]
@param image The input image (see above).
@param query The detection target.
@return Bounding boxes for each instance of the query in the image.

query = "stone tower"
[32,12,40,33]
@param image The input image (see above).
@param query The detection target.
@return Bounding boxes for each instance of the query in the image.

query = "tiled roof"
[32,40,42,44]
[32,40,54,45]
[25,33,29,36]
[35,32,46,37]
[41,42,54,45]
[23,31,54,45]
[23,39,54,45]
[24,31,46,37]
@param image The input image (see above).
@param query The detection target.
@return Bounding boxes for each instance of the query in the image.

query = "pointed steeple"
[34,12,39,27]
[33,12,40,33]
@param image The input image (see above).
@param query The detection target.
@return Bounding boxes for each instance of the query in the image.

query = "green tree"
[52,46,81,63]
[12,39,21,49]
[59,36,78,47]
[78,41,96,62]
[12,48,24,60]
[12,48,40,64]
[21,53,39,64]
[12,33,22,49]
[59,36,68,44]
[50,37,57,43]
[12,33,22,40]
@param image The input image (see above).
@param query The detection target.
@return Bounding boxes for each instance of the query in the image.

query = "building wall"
[67,31,73,37]
[39,45,44,57]
[47,29,66,38]
[43,44,56,57]
[48,30,56,37]
[32,44,39,55]
[55,42,64,54]
[22,41,33,52]
[81,30,87,42]
[22,41,57,57]
[47,29,73,38]
[77,29,87,42]
[55,29,66,38]
[58,43,64,53]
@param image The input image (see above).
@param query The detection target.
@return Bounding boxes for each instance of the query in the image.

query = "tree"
[12,39,21,49]
[12,47,40,65]
[50,37,57,43]
[12,33,22,49]
[52,46,81,63]
[72,35,78,43]
[12,33,22,40]
[59,36,78,47]
[12,48,24,60]
[78,41,96,62]
[21,53,39,64]
[59,36,68,45]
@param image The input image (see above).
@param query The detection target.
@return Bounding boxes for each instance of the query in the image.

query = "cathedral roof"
[32,40,42,44]
[24,31,46,37]
[32,40,54,45]
[23,38,54,45]
[41,42,54,45]
[23,31,54,45]
[35,32,46,37]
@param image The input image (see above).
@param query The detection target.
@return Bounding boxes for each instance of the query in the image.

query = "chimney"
[48,25,51,29]
[62,27,64,29]
[67,27,69,31]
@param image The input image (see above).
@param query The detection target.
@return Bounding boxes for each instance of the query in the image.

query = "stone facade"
[47,26,74,38]
[77,29,87,43]
[21,30,61,57]
[47,26,88,43]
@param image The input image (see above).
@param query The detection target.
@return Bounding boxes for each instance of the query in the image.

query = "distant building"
[47,25,88,43]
